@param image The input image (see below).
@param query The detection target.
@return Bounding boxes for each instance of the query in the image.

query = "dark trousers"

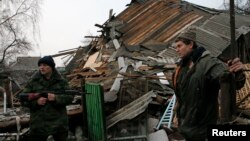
[29,131,68,141]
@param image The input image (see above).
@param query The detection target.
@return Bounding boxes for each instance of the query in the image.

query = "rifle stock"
[19,90,83,101]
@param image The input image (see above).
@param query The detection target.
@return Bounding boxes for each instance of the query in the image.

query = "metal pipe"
[3,92,6,113]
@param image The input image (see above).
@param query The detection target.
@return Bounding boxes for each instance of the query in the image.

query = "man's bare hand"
[228,58,244,73]
[37,97,47,105]
[47,93,56,101]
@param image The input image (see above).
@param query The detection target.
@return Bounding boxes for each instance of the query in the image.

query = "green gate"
[84,82,106,141]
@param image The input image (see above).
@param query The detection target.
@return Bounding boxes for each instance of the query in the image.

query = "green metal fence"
[84,82,107,141]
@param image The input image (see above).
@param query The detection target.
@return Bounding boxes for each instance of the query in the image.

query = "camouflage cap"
[177,27,196,41]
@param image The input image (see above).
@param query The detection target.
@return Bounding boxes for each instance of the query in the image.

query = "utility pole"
[219,0,237,124]
[230,0,235,58]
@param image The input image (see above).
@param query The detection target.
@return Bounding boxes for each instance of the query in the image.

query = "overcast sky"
[33,0,225,66]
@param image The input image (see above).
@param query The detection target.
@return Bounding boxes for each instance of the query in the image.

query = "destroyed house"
[1,0,250,141]
[65,0,250,140]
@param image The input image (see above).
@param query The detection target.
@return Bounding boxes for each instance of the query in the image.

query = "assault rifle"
[19,90,83,102]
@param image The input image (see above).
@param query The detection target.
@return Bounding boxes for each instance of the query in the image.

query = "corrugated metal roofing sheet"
[197,13,250,57]
[208,13,250,29]
[196,27,227,57]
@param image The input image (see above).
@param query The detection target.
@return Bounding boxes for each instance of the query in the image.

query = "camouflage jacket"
[22,70,73,135]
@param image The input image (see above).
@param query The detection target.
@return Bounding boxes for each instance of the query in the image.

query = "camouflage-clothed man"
[22,56,73,141]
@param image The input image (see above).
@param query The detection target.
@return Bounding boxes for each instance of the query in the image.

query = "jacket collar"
[32,69,63,81]
[178,46,208,67]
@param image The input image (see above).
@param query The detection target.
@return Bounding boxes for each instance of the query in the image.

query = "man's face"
[174,40,193,59]
[39,63,53,75]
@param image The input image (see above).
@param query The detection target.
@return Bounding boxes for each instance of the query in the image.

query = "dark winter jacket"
[173,47,245,140]
[22,70,73,136]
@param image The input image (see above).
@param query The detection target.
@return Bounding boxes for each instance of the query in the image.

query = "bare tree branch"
[223,0,250,14]
[0,22,17,64]
[0,0,42,65]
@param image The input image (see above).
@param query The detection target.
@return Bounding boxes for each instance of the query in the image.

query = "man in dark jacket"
[172,27,245,141]
[22,56,73,141]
